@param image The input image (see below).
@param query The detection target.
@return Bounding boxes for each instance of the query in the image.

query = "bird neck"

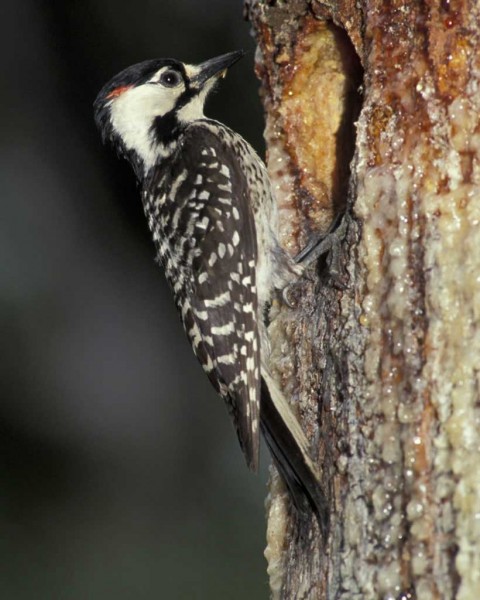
[112,125,178,182]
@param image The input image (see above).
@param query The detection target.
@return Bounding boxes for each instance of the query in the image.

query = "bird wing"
[149,123,261,471]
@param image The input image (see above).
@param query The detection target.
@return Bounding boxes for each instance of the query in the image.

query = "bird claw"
[282,283,297,308]
[294,212,350,287]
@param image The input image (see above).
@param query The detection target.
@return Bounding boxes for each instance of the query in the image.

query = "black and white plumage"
[94,51,328,534]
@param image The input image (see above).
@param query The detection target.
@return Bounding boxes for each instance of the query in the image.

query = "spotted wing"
[149,124,261,471]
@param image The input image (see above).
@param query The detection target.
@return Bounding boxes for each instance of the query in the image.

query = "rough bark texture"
[246,1,480,598]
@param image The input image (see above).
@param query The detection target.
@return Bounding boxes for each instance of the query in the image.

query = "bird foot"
[294,212,351,287]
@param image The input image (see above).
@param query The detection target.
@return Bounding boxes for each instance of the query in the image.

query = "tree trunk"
[246,1,480,598]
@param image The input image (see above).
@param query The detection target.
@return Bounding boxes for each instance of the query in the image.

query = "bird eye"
[159,70,182,87]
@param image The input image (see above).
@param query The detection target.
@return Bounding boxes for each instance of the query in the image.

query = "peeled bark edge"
[246,1,361,597]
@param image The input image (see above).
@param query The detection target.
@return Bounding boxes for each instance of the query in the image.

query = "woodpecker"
[94,51,334,535]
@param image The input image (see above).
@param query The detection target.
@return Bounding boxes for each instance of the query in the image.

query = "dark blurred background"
[1,2,270,598]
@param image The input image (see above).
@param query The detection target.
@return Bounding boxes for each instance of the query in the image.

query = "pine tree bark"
[246,1,480,598]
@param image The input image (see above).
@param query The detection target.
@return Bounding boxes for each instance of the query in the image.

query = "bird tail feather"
[260,371,329,540]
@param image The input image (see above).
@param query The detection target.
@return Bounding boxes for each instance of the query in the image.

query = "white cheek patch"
[110,84,181,167]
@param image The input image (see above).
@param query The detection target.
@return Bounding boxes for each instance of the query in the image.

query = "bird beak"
[192,51,245,88]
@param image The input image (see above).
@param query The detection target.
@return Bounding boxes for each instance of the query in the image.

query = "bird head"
[94,51,244,177]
